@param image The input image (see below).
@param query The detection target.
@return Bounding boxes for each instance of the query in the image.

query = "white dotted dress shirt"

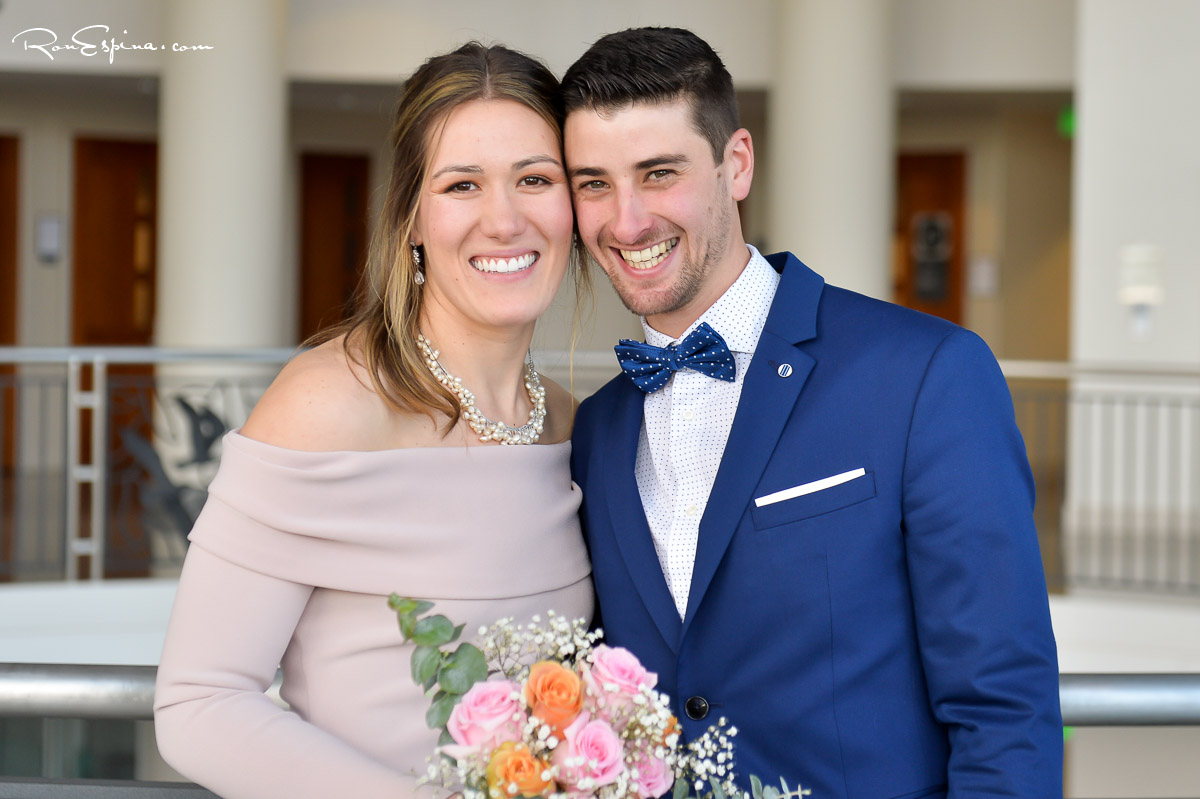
[634,245,781,618]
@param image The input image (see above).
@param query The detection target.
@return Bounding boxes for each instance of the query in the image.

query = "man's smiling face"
[565,98,753,337]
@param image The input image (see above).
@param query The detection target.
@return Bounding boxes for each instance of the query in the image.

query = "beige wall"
[896,104,1006,351]
[1073,0,1200,367]
[892,0,1075,90]
[0,0,1078,91]
[1000,109,1072,362]
[897,99,1072,361]
[0,77,158,347]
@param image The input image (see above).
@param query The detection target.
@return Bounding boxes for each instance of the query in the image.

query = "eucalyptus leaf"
[750,775,764,799]
[412,615,456,647]
[778,779,790,796]
[413,600,435,615]
[438,645,486,694]
[426,690,457,730]
[762,788,779,799]
[388,594,417,615]
[411,645,441,686]
[399,612,416,640]
[673,776,690,799]
[437,727,455,747]
[449,622,465,644]
[447,643,486,680]
[711,779,727,799]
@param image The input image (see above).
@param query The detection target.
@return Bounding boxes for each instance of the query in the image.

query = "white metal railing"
[999,359,1200,594]
[0,663,1191,726]
[0,347,294,582]
[0,350,1197,593]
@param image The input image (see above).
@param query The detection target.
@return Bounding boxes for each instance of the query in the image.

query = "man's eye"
[648,169,673,180]
[578,180,607,191]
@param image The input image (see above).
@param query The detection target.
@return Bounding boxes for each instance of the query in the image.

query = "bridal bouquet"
[389,597,810,799]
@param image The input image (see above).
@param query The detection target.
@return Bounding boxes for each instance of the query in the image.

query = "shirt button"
[685,504,698,518]
[683,408,695,421]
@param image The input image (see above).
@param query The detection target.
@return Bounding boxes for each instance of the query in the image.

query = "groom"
[563,27,1062,799]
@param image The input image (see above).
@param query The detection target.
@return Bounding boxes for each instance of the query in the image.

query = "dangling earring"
[411,243,425,285]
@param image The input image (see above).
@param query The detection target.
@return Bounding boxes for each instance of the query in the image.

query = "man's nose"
[610,189,653,245]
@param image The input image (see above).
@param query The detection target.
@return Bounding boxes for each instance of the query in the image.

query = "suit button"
[684,696,709,720]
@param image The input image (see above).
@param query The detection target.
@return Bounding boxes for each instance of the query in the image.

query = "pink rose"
[631,751,675,799]
[552,713,624,791]
[444,680,525,756]
[583,645,657,726]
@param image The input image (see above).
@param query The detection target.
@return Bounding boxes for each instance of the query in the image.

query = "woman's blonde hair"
[313,42,590,429]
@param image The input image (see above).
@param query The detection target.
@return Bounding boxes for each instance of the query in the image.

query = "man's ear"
[725,128,754,202]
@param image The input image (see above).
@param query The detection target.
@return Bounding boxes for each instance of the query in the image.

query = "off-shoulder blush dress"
[153,432,594,799]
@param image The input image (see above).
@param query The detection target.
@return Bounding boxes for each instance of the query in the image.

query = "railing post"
[64,357,82,581]
[64,355,108,581]
[90,357,108,581]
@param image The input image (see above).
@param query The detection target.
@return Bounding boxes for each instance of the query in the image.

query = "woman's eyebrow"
[514,154,563,170]
[430,164,483,179]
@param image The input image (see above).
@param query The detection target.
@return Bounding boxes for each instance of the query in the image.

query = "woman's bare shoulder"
[539,375,578,445]
[241,337,391,451]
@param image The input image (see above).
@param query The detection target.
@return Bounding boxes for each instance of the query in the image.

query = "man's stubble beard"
[602,195,734,320]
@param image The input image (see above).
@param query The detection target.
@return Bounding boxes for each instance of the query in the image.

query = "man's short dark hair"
[560,27,739,164]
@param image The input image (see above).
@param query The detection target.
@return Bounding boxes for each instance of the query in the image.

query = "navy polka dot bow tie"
[615,322,736,393]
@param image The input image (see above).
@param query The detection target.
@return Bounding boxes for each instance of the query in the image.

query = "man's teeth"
[471,253,537,273]
[619,239,677,269]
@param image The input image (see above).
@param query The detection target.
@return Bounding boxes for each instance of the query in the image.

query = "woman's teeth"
[619,238,677,269]
[470,253,537,274]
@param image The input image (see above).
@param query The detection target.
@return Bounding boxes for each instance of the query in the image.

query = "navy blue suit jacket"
[571,252,1062,799]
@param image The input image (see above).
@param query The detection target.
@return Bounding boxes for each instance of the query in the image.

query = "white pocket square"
[754,468,867,508]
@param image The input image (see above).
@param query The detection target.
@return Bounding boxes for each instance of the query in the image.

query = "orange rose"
[658,714,681,747]
[486,741,553,798]
[524,661,584,737]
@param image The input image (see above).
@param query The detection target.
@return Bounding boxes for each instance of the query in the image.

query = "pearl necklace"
[416,333,546,445]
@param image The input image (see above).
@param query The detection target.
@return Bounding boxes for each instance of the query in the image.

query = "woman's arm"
[154,545,421,799]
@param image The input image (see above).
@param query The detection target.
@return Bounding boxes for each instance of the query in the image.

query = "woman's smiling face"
[412,98,573,337]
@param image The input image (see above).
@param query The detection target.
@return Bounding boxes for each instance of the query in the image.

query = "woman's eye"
[447,181,477,193]
[520,175,550,187]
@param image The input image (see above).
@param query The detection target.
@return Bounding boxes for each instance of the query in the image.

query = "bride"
[154,42,593,798]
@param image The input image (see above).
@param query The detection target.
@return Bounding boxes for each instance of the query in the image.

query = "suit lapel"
[602,378,683,652]
[682,253,825,632]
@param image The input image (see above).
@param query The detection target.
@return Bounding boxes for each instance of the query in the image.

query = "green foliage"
[676,774,812,799]
[750,777,811,799]
[411,615,457,647]
[390,594,489,733]
[427,690,457,729]
[439,643,487,694]
[410,645,441,689]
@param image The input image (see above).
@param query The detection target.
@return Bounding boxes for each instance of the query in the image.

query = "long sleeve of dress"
[154,545,421,799]
[153,433,592,799]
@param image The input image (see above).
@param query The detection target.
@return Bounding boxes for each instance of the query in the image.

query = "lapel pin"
[777,363,794,378]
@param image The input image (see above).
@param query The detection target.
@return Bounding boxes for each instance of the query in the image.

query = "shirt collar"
[642,244,780,354]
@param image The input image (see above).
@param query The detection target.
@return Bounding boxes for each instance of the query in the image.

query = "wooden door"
[72,138,158,577]
[298,153,369,342]
[0,136,17,580]
[893,153,965,325]
[72,139,157,346]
